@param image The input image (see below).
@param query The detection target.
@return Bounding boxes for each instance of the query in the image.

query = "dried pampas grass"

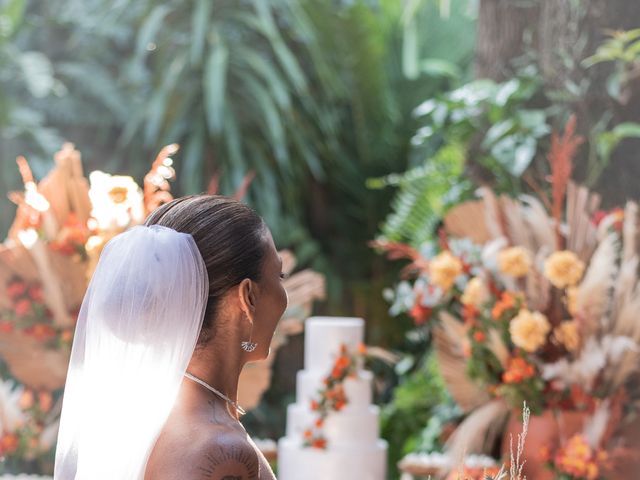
[445,398,510,464]
[434,312,490,412]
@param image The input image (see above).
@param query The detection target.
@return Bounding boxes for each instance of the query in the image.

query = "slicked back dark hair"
[144,195,267,346]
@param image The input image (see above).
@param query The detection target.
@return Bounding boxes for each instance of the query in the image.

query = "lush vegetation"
[0,0,476,326]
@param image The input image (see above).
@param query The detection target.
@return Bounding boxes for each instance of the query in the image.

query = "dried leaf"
[445,398,510,462]
[576,234,619,335]
[434,312,490,412]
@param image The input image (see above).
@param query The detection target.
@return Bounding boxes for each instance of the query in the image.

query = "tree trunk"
[474,0,540,81]
[474,0,640,202]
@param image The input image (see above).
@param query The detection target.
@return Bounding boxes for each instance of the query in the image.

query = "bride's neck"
[184,339,245,410]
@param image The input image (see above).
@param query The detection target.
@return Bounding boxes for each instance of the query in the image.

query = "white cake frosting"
[278,317,387,480]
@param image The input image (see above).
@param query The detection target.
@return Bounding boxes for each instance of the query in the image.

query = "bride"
[54,195,287,479]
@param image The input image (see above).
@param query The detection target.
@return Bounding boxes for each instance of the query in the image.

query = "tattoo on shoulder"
[198,445,259,480]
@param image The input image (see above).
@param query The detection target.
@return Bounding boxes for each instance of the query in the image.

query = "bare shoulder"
[146,423,263,480]
[196,427,261,480]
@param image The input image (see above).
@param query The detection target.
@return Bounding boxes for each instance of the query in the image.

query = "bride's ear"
[238,278,257,321]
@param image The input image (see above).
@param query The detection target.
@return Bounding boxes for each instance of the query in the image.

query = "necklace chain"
[184,372,246,416]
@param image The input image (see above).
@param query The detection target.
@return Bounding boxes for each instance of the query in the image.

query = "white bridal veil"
[54,225,208,479]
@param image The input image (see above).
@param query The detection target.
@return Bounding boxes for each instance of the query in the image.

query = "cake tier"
[285,403,381,446]
[296,369,373,408]
[304,317,364,372]
[278,437,387,480]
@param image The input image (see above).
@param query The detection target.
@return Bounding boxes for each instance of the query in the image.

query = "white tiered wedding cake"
[278,317,387,480]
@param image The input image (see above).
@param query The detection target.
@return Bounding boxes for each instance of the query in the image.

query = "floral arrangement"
[302,343,366,449]
[1,277,75,349]
[1,142,327,474]
[542,434,609,480]
[0,375,59,474]
[377,117,640,476]
[0,143,177,473]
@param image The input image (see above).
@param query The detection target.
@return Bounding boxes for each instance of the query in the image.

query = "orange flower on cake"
[544,250,585,289]
[509,309,550,353]
[461,277,489,308]
[429,251,463,291]
[497,246,532,277]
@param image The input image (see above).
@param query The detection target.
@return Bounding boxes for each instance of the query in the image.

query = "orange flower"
[357,342,367,355]
[492,292,516,320]
[446,466,501,480]
[473,331,486,343]
[311,438,327,449]
[303,429,313,439]
[25,324,57,341]
[315,418,324,428]
[463,304,479,326]
[409,300,432,325]
[0,321,14,333]
[554,435,601,480]
[7,281,27,299]
[335,355,350,370]
[0,433,19,454]
[61,329,74,343]
[14,299,32,317]
[28,285,44,303]
[38,391,53,413]
[502,357,536,384]
[310,400,319,411]
[20,389,35,409]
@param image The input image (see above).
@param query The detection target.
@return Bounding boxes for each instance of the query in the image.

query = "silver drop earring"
[241,314,257,352]
[241,340,257,352]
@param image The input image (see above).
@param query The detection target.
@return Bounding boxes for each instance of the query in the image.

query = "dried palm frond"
[525,251,551,312]
[434,312,490,412]
[519,195,556,253]
[576,234,619,336]
[143,143,178,214]
[477,187,506,241]
[612,283,640,341]
[583,400,611,448]
[565,181,600,261]
[612,257,639,317]
[445,398,510,463]
[622,201,638,263]
[500,197,534,252]
[548,115,583,247]
[39,143,92,227]
[608,289,640,390]
[444,200,493,244]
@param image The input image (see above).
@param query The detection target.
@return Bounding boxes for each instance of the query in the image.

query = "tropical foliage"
[0,0,477,324]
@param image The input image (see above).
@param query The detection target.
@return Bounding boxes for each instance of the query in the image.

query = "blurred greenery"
[0,0,476,335]
[381,353,459,479]
[0,2,477,472]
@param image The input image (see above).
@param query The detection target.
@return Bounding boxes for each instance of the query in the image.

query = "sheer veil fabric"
[54,225,208,479]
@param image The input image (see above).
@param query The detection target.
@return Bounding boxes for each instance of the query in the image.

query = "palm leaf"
[434,311,490,412]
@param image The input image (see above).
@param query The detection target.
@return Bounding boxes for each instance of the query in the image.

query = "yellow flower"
[554,320,580,353]
[565,286,578,316]
[430,251,463,292]
[509,309,551,353]
[498,246,532,277]
[461,277,489,307]
[544,251,585,289]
